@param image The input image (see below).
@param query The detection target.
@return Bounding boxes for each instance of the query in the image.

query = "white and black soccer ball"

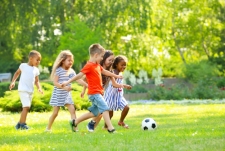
[142,118,157,130]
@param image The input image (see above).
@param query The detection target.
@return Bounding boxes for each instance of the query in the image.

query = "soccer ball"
[142,118,157,130]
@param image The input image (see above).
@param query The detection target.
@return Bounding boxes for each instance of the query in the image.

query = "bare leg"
[65,104,76,119]
[119,105,129,122]
[19,107,30,123]
[66,104,78,131]
[102,111,114,130]
[104,111,113,128]
[46,106,60,130]
[75,112,95,126]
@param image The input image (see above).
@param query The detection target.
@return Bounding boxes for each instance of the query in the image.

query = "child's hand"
[64,86,72,92]
[125,85,132,90]
[61,81,68,87]
[38,88,44,94]
[80,91,85,98]
[9,82,15,90]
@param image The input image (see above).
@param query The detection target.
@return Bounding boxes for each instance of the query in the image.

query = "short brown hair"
[29,50,41,58]
[89,44,105,56]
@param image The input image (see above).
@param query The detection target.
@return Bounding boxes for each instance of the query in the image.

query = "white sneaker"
[45,128,52,133]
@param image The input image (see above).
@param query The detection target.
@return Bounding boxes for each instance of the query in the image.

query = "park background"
[1,0,225,111]
[0,1,225,151]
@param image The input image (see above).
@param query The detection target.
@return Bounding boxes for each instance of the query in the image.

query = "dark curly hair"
[112,55,128,69]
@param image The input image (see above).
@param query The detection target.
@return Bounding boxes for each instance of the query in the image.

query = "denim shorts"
[88,94,109,116]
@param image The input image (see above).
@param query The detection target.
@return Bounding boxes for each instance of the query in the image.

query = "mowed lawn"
[0,104,224,151]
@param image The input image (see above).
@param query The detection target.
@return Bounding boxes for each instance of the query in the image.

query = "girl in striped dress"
[46,50,87,132]
[104,55,132,129]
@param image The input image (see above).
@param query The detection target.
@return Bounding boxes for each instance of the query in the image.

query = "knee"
[52,112,58,117]
[23,107,30,112]
[125,105,130,111]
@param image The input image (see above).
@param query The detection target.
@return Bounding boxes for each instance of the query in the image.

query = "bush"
[124,84,148,94]
[147,80,225,100]
[182,60,219,83]
[0,82,18,97]
[148,84,192,100]
[0,82,90,112]
[216,77,225,88]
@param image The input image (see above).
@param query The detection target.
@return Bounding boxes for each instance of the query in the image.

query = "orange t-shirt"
[81,62,104,95]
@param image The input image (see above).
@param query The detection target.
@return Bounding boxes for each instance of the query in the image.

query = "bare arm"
[110,77,123,88]
[35,76,43,94]
[53,75,72,91]
[76,79,88,87]
[80,85,87,98]
[110,77,132,89]
[62,72,85,87]
[101,69,123,79]
[9,68,21,90]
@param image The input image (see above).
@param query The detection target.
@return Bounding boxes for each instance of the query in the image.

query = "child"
[85,50,124,132]
[62,44,122,133]
[104,55,132,129]
[46,50,87,132]
[9,50,43,130]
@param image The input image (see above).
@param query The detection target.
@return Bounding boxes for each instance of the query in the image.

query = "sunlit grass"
[0,104,225,151]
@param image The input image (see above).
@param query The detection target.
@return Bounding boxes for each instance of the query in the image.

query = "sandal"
[118,121,129,129]
[69,119,78,132]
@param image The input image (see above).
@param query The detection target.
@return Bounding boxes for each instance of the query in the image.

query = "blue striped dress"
[104,78,128,111]
[49,67,76,106]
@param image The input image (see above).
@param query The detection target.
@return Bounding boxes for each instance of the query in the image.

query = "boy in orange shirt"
[62,44,122,133]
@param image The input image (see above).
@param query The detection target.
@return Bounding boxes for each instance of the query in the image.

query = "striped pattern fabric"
[104,78,128,111]
[49,67,75,106]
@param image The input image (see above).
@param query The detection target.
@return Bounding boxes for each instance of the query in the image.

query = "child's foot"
[69,119,78,132]
[87,120,96,132]
[15,122,20,130]
[118,121,129,129]
[20,123,29,130]
[108,129,116,133]
[45,128,52,133]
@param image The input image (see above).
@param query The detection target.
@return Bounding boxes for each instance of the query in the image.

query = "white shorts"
[19,91,33,107]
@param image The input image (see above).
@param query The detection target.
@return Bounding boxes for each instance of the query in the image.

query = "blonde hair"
[50,50,74,80]
[89,44,105,56]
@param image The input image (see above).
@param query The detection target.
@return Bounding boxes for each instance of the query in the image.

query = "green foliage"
[147,85,185,100]
[181,60,219,83]
[148,80,225,100]
[124,84,148,94]
[1,0,225,77]
[57,16,102,71]
[0,82,90,112]
[216,77,225,88]
[0,82,18,97]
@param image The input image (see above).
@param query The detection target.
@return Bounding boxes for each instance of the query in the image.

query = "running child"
[46,50,87,132]
[62,44,122,133]
[104,55,132,129]
[9,50,43,130]
[84,50,124,132]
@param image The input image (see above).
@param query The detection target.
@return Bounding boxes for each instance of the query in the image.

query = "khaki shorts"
[19,91,33,107]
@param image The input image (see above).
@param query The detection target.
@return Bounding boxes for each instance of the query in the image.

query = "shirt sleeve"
[36,67,40,76]
[81,64,90,74]
[69,69,76,79]
[19,63,24,71]
[55,68,60,76]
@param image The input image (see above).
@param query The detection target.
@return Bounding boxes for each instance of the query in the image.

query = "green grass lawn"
[0,104,224,151]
